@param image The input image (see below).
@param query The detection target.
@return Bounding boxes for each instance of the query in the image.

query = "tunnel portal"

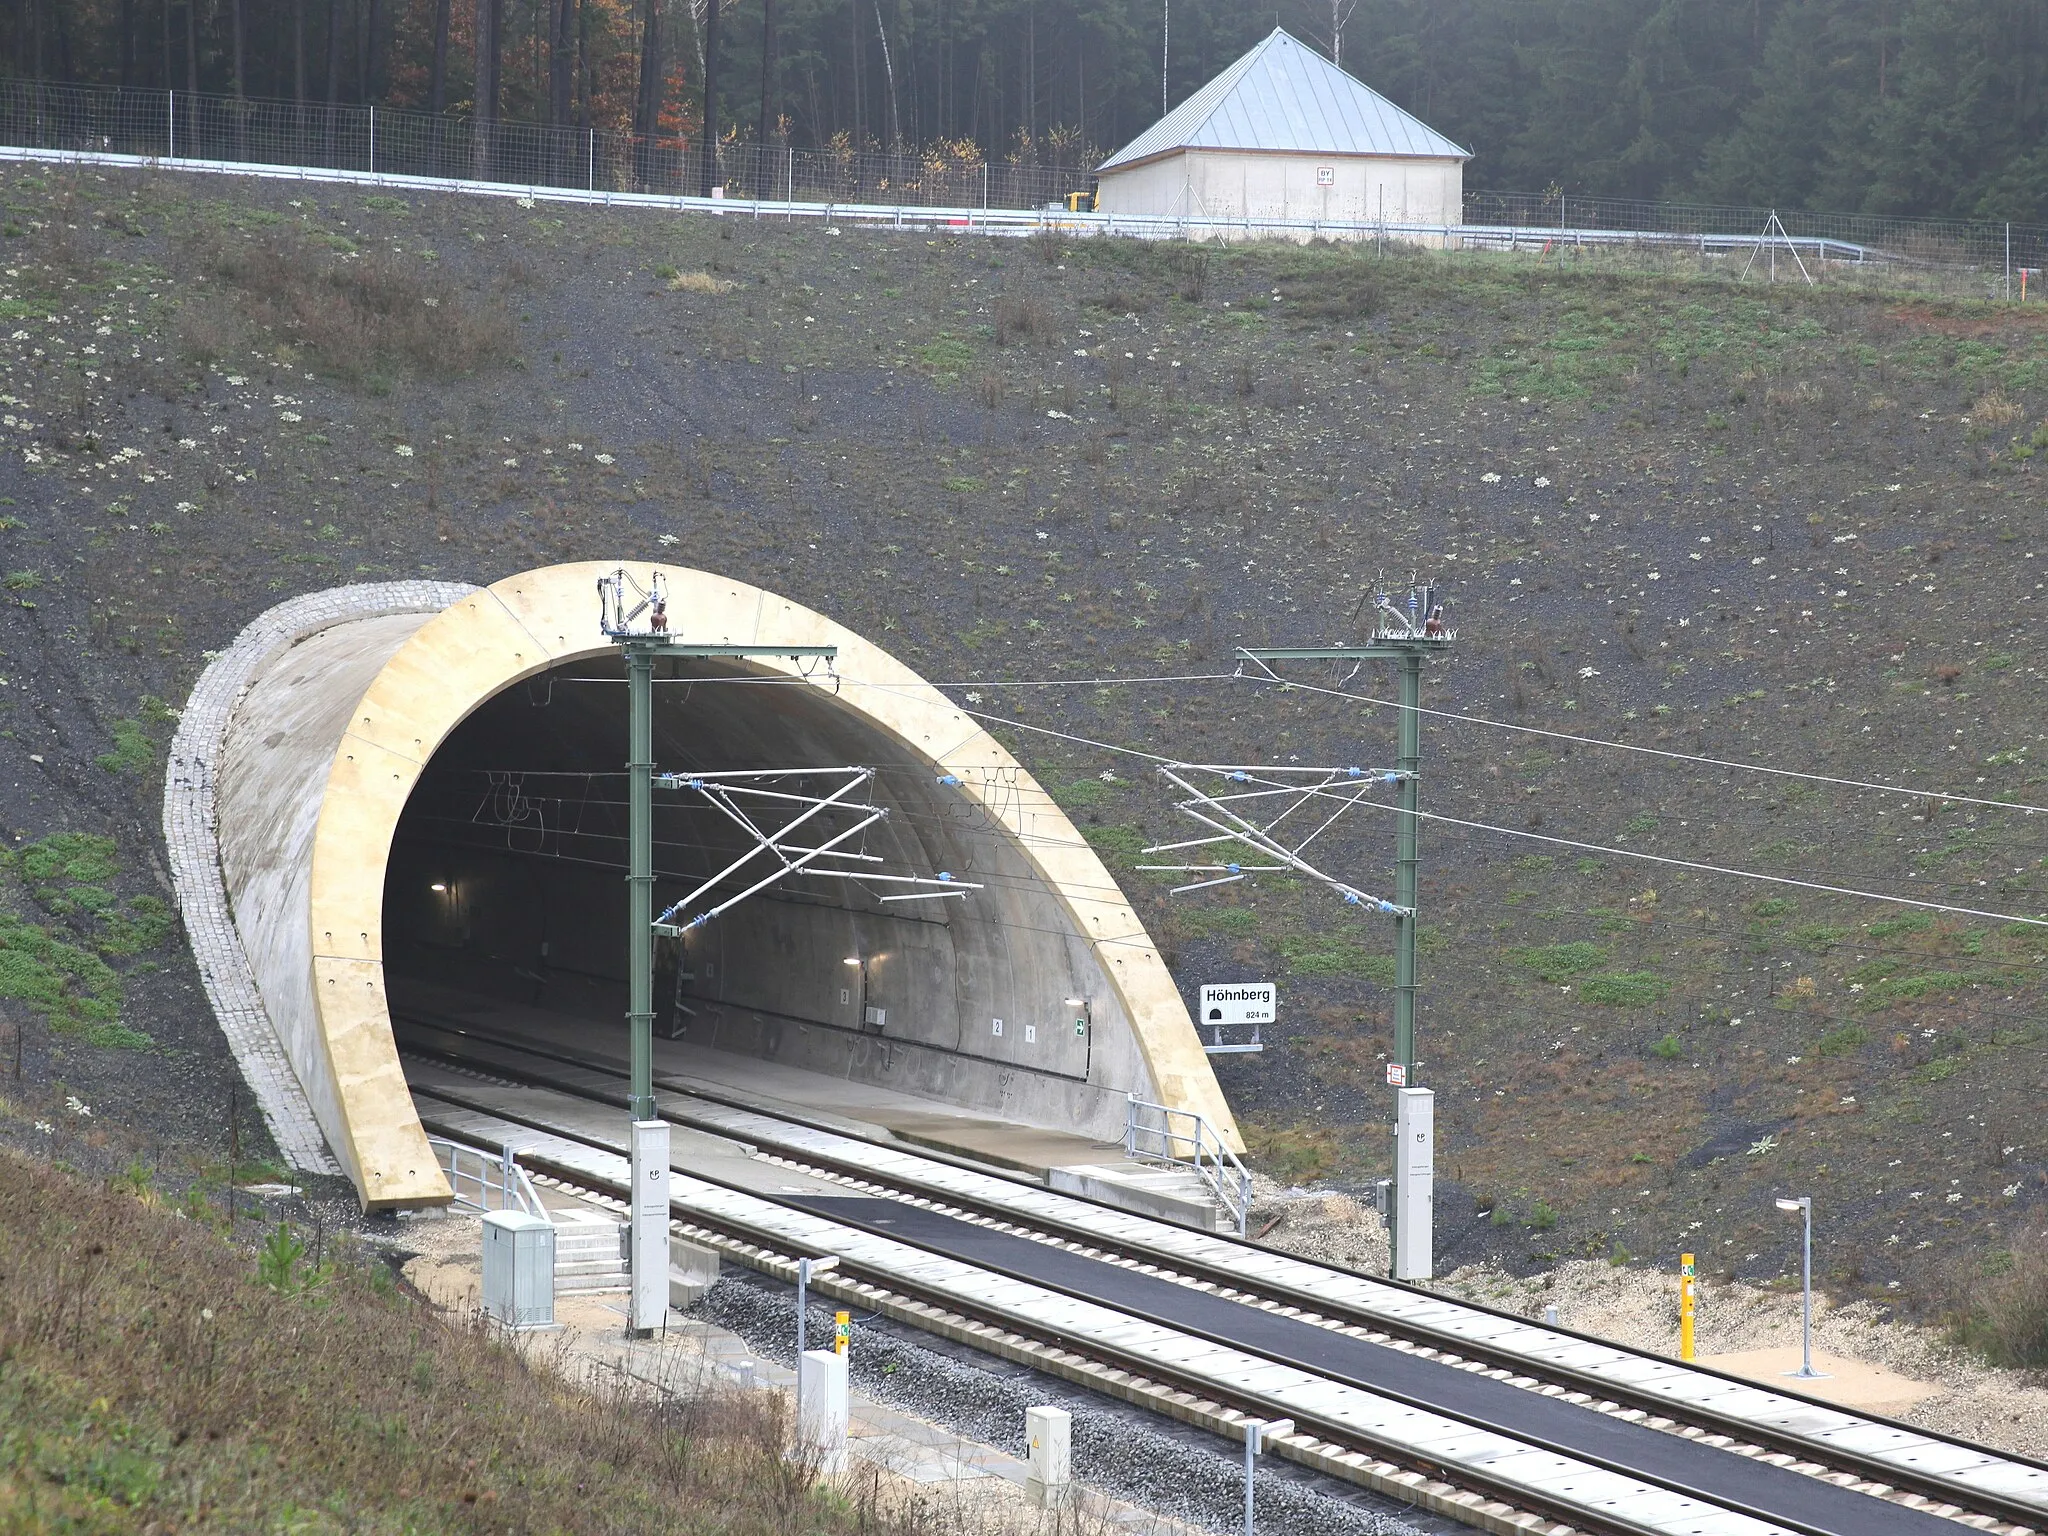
[190,565,1232,1210]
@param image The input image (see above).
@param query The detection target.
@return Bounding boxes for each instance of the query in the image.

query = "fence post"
[167,89,174,161]
[787,146,794,213]
[982,162,989,210]
[368,104,375,175]
[588,128,594,192]
[2007,222,2013,303]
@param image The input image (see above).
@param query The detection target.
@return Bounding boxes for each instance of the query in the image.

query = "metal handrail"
[429,1135,548,1221]
[1124,1094,1253,1236]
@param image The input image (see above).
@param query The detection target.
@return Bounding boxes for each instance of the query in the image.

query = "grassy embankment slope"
[0,1148,881,1533]
[0,163,2041,1305]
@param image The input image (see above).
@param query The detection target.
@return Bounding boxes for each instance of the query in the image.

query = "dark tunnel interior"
[382,655,1128,1099]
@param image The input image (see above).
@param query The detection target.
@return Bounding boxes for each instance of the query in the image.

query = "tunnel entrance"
[384,652,1105,1092]
[192,564,1230,1209]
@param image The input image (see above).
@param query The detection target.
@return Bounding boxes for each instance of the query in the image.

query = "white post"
[1241,1417,1292,1536]
[1393,1087,1434,1281]
[1800,1199,1816,1377]
[796,1254,838,1360]
[2007,222,2014,303]
[1026,1406,1072,1508]
[368,104,375,173]
[629,1119,670,1333]
[797,1349,849,1475]
[167,89,174,160]
[588,127,595,191]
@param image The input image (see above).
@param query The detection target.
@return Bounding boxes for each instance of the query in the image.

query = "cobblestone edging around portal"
[163,581,478,1176]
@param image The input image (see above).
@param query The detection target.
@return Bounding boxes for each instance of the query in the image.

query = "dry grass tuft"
[1950,1231,2048,1368]
[1973,389,2026,426]
[993,293,1058,347]
[669,270,737,294]
[1763,379,1824,410]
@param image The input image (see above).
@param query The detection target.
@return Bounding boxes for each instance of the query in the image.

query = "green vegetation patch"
[916,335,976,373]
[1177,906,1258,939]
[1857,970,1988,1010]
[0,909,126,1035]
[1792,923,1851,952]
[1080,824,1148,864]
[17,832,119,906]
[96,718,156,774]
[1510,941,1608,982]
[1580,971,1672,1007]
[1814,1024,1871,1056]
[1277,934,1394,981]
[1867,911,1936,939]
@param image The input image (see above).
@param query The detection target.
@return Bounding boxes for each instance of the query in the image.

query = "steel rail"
[415,1092,1779,1536]
[392,1010,2046,1535]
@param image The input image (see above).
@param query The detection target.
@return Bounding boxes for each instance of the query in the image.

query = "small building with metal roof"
[1094,29,1470,235]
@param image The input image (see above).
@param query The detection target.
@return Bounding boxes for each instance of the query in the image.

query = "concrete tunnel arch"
[197,563,1238,1210]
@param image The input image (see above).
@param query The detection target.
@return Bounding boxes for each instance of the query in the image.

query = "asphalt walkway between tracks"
[789,1195,1970,1536]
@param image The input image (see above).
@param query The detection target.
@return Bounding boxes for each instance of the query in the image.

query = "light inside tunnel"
[379,650,1144,1136]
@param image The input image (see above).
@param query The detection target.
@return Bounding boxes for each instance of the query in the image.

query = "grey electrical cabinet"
[482,1210,557,1330]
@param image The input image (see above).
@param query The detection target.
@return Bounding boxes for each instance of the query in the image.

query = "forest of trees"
[3,0,2047,220]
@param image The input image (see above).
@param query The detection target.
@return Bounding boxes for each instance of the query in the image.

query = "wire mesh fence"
[4,75,2044,278]
[0,77,1097,210]
[1464,187,2048,274]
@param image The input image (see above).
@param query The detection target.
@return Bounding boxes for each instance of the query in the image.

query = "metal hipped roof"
[1099,28,1471,173]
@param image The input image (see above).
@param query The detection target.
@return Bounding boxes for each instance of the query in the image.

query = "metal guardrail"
[0,140,1916,271]
[1125,1093,1253,1236]
[429,1133,547,1220]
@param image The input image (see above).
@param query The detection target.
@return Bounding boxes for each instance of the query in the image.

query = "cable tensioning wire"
[1231,659,2046,820]
[652,662,2045,828]
[1207,767,2048,930]
[466,660,2033,818]
[811,682,2048,924]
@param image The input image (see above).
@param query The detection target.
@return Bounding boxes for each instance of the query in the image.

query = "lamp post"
[1773,1196,1825,1380]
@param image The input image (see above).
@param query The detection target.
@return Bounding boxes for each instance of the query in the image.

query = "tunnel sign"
[1200,983,1276,1026]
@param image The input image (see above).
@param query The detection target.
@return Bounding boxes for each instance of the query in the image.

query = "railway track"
[395,1012,2048,1536]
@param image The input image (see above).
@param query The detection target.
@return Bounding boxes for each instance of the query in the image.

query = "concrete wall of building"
[208,564,1235,1211]
[1096,149,1463,235]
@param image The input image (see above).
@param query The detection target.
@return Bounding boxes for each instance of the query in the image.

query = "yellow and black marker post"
[834,1309,851,1357]
[1679,1253,1697,1361]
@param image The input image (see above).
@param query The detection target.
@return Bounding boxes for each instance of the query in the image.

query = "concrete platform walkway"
[1698,1347,1943,1418]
